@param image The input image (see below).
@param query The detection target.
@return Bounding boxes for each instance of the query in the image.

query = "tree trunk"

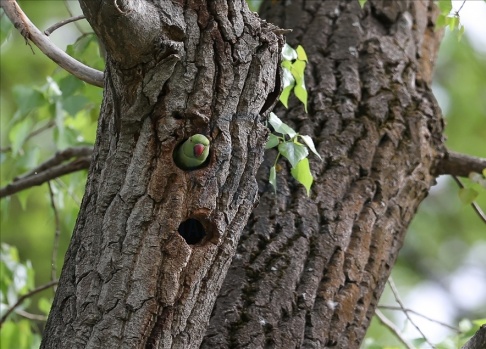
[41,0,446,348]
[203,0,445,348]
[41,1,282,348]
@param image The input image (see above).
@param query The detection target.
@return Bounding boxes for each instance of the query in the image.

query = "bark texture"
[41,1,281,348]
[203,1,445,348]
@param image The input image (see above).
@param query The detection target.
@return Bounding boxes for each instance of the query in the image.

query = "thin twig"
[378,305,460,332]
[15,309,48,322]
[375,309,415,349]
[0,0,103,87]
[388,277,435,349]
[63,0,86,34]
[452,176,486,225]
[456,0,467,16]
[44,14,85,36]
[47,182,60,294]
[0,156,90,198]
[55,177,82,206]
[0,120,55,153]
[0,280,58,328]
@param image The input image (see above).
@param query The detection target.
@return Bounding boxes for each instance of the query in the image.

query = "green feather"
[176,134,210,169]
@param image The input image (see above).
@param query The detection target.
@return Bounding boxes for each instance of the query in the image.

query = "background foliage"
[1,1,485,348]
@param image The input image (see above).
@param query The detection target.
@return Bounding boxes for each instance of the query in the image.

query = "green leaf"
[265,134,280,149]
[8,118,34,156]
[436,14,447,28]
[269,165,277,193]
[291,60,308,111]
[296,45,308,62]
[12,86,46,116]
[279,85,293,108]
[281,43,298,61]
[457,25,465,41]
[437,0,452,15]
[472,318,486,327]
[291,158,313,196]
[299,135,322,160]
[448,16,458,31]
[358,0,367,8]
[278,141,308,168]
[411,337,427,346]
[268,113,297,138]
[294,84,308,112]
[0,9,13,46]
[62,95,90,116]
[458,188,478,205]
[59,75,85,98]
[291,60,306,81]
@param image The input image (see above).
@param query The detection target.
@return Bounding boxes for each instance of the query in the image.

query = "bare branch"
[452,176,486,225]
[388,277,435,348]
[0,153,91,199]
[437,150,486,177]
[44,14,86,36]
[0,0,103,87]
[375,309,415,349]
[379,305,460,332]
[15,309,48,322]
[0,280,58,328]
[18,146,92,179]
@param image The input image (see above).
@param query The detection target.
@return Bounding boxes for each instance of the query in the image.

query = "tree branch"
[0,280,58,328]
[436,150,486,177]
[15,309,48,322]
[461,324,486,349]
[0,0,104,87]
[17,146,92,179]
[0,147,92,198]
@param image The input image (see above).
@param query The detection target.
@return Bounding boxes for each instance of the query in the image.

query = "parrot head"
[175,134,210,170]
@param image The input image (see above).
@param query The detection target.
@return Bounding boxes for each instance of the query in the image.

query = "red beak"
[193,144,205,158]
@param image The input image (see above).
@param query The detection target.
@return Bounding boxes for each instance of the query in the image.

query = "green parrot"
[175,134,210,169]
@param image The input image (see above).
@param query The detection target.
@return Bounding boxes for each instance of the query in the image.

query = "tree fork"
[41,1,282,348]
[203,1,446,348]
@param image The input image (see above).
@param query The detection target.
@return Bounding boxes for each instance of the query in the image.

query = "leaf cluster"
[265,44,321,196]
[0,244,51,349]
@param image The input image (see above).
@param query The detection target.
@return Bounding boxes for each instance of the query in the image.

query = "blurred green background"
[1,1,485,348]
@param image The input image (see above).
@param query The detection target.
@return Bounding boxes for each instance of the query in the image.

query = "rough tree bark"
[40,0,447,348]
[41,1,282,348]
[203,0,445,348]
